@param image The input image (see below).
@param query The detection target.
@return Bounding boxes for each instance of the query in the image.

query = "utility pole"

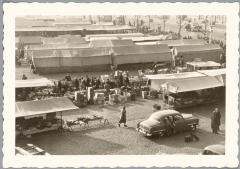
[148,15,151,29]
[209,16,214,44]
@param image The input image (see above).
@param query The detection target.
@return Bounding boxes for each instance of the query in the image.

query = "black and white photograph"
[3,3,239,168]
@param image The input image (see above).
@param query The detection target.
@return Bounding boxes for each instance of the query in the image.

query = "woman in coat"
[118,106,127,127]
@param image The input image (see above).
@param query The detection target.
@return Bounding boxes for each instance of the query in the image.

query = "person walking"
[211,108,218,134]
[118,106,127,127]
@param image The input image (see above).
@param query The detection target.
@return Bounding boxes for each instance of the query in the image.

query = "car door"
[173,114,188,132]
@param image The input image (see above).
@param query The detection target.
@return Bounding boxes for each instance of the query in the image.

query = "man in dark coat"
[125,76,130,86]
[119,73,123,87]
[96,77,101,89]
[213,108,221,131]
[211,108,220,134]
[74,78,79,90]
[118,106,127,127]
[57,80,62,93]
[85,75,90,87]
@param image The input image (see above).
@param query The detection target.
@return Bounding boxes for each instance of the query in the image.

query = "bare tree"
[202,16,210,35]
[159,15,170,32]
[176,15,187,39]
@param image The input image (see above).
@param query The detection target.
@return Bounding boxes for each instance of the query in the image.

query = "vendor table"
[63,115,109,131]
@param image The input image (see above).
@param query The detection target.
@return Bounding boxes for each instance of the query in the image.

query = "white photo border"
[3,2,239,168]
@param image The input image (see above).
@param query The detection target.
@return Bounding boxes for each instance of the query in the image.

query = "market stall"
[162,76,225,109]
[15,97,78,137]
[112,44,172,69]
[16,78,54,89]
[186,61,222,71]
[173,44,223,62]
[145,71,205,91]
[15,78,55,101]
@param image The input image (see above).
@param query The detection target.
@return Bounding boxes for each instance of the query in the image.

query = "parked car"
[200,144,225,155]
[15,144,50,155]
[136,109,199,137]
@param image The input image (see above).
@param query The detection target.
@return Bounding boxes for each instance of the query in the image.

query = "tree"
[202,16,210,34]
[176,15,188,39]
[159,15,170,32]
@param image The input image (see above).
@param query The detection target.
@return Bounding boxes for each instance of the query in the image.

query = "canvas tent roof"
[158,39,206,46]
[174,44,223,53]
[90,39,135,48]
[88,37,119,41]
[112,44,171,55]
[32,50,55,58]
[42,36,87,45]
[15,97,78,118]
[19,36,43,45]
[125,35,168,42]
[186,61,221,67]
[85,33,144,40]
[135,39,206,46]
[42,37,66,44]
[28,43,90,50]
[145,71,205,80]
[16,78,54,88]
[197,68,226,76]
[166,76,224,93]
[16,25,136,32]
[57,48,111,58]
[65,36,87,44]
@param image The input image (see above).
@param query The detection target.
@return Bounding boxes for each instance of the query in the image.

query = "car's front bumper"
[136,127,152,137]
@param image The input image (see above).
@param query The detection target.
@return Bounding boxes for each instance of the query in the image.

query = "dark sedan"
[136,109,199,137]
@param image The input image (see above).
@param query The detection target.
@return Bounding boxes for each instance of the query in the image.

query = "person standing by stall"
[118,106,127,127]
[119,73,124,87]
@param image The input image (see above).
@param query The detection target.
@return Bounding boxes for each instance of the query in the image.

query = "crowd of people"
[55,72,132,94]
[18,70,144,102]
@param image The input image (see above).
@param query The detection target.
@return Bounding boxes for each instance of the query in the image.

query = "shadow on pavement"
[16,127,125,155]
[148,128,225,150]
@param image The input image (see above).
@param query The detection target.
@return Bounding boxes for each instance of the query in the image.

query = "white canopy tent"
[16,78,54,88]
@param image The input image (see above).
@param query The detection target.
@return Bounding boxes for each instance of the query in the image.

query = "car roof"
[204,144,225,155]
[150,109,180,119]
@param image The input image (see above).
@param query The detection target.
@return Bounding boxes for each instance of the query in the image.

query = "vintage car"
[15,144,50,155]
[200,144,225,155]
[136,109,199,137]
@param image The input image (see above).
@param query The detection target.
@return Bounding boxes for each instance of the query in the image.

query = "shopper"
[118,106,127,127]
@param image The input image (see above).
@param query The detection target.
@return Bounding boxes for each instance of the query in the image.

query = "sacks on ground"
[149,90,159,99]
